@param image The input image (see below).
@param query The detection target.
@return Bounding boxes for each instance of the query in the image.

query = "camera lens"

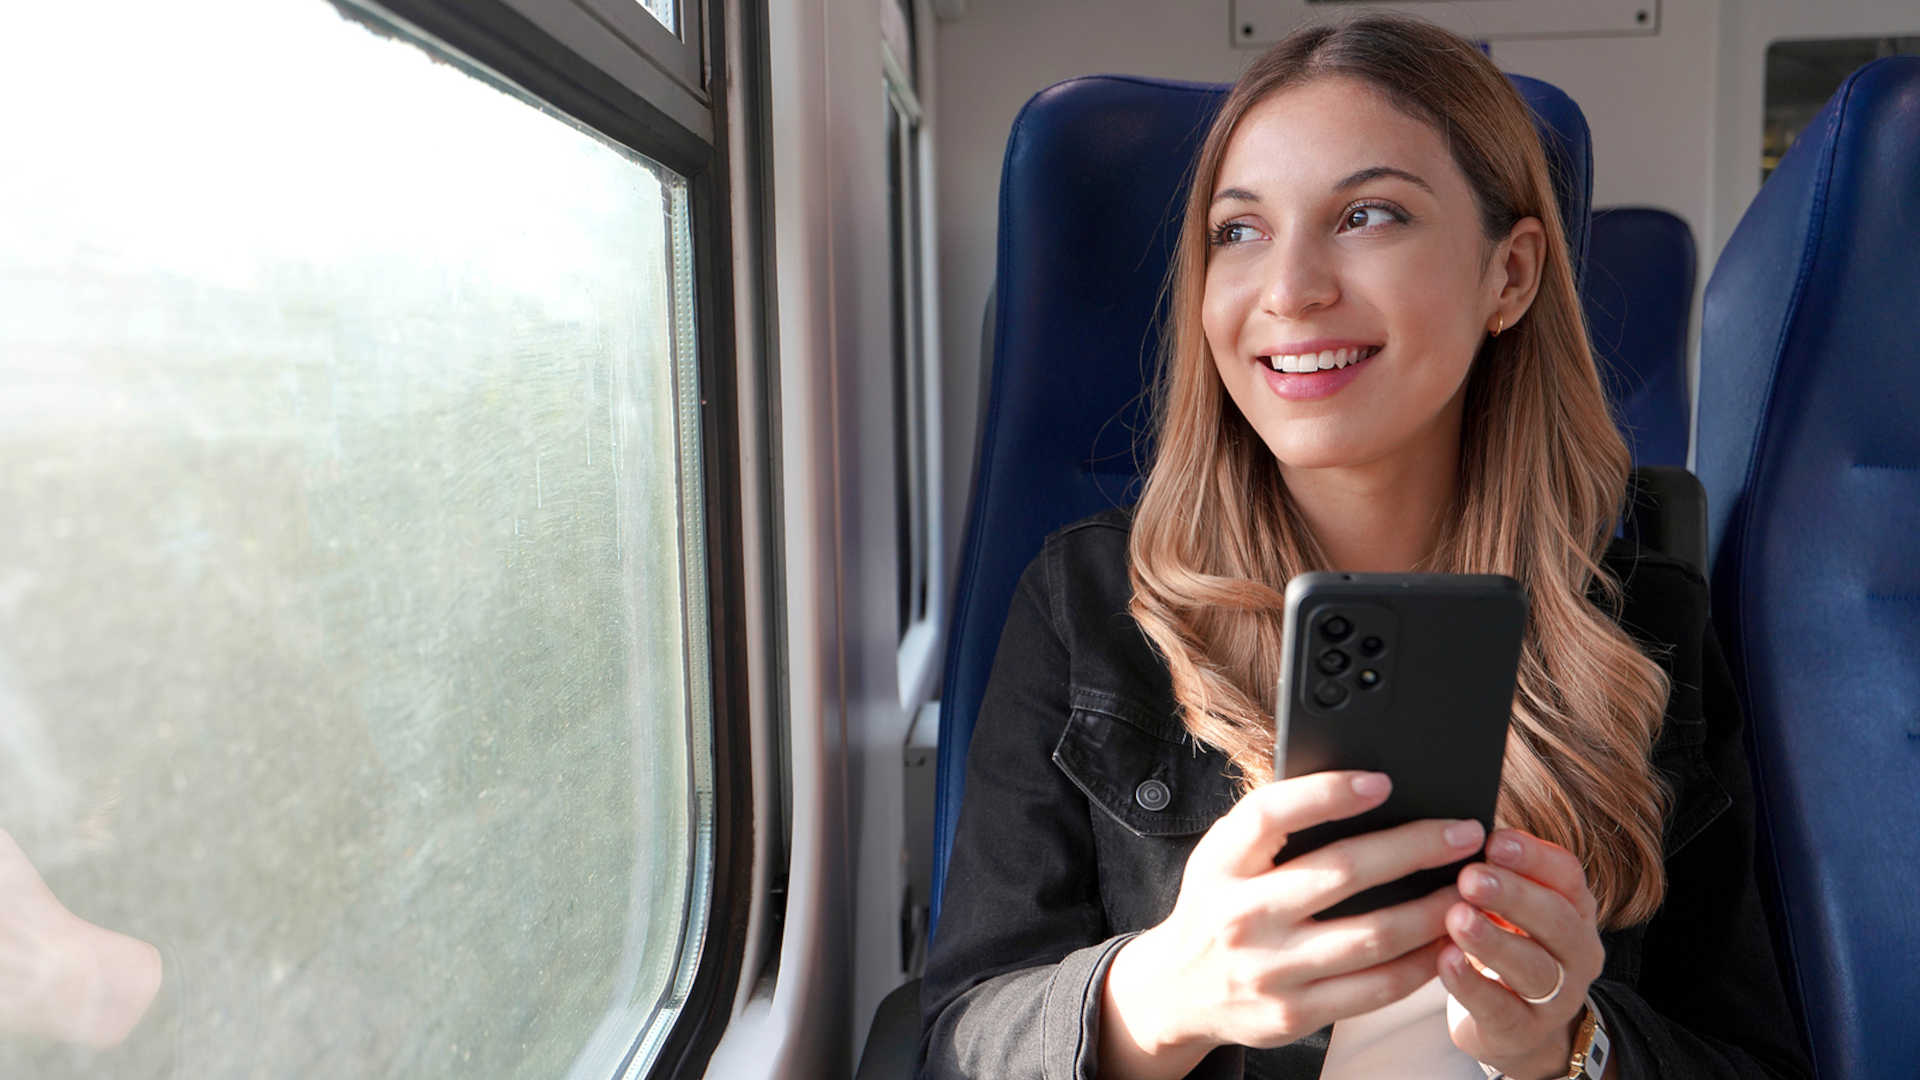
[1317,648,1350,675]
[1357,668,1381,689]
[1321,615,1352,642]
[1313,680,1349,708]
[1359,635,1384,657]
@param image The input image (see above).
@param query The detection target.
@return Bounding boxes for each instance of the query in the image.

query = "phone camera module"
[1359,635,1385,657]
[1356,668,1381,689]
[1321,615,1353,642]
[1313,680,1349,708]
[1316,648,1350,675]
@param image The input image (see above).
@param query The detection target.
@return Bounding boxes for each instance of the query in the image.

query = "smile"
[1260,345,1381,373]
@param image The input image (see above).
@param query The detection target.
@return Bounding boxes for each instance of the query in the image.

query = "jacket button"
[1134,778,1171,812]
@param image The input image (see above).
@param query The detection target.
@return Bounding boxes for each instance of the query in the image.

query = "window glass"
[641,0,679,35]
[885,81,930,644]
[1764,35,1920,181]
[0,2,712,1077]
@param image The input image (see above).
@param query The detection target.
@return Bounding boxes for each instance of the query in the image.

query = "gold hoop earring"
[1492,314,1504,337]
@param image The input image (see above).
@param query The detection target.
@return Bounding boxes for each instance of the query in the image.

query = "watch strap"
[1569,996,1610,1078]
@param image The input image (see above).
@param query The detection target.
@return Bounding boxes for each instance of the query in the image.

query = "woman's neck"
[1278,417,1462,574]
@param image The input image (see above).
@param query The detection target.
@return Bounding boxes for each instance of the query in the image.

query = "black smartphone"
[1272,572,1527,919]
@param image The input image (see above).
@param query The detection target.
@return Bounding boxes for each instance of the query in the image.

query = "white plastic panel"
[1232,0,1660,45]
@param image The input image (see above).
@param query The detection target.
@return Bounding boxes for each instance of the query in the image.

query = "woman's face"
[1202,75,1532,473]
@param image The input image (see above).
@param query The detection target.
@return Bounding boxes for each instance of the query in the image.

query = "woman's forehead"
[1212,75,1462,201]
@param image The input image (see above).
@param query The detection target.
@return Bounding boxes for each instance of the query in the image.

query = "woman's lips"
[1257,347,1377,401]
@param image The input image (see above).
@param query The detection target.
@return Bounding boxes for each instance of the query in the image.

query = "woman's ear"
[1487,216,1546,332]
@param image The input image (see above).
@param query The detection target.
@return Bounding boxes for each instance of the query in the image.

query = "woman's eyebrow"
[1333,165,1433,194]
[1210,186,1260,207]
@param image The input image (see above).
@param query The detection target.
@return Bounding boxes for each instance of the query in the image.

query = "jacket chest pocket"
[1051,693,1241,931]
[1051,693,1239,837]
[1658,739,1733,859]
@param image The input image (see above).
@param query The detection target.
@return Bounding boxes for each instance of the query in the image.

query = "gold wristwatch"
[1477,996,1611,1079]
[1559,997,1611,1079]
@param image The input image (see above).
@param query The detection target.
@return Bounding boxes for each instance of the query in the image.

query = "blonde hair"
[1126,15,1672,928]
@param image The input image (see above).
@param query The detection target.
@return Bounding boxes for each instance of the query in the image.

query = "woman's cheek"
[1200,282,1243,363]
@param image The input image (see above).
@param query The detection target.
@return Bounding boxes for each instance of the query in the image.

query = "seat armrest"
[854,978,922,1080]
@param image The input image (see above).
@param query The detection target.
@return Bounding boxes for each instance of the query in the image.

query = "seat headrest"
[1584,207,1695,468]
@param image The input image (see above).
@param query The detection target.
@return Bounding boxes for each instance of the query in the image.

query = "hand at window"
[1439,829,1606,1080]
[0,828,161,1048]
[1098,771,1483,1080]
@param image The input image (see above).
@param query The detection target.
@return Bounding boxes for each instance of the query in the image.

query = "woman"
[920,15,1809,1080]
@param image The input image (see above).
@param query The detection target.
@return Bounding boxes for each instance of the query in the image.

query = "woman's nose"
[1259,236,1340,317]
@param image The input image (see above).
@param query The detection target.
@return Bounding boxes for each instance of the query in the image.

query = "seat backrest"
[930,72,1596,933]
[1583,207,1695,468]
[1696,55,1920,1079]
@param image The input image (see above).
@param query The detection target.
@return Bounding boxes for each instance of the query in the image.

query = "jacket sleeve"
[917,551,1122,1080]
[1586,619,1811,1079]
[916,552,1246,1080]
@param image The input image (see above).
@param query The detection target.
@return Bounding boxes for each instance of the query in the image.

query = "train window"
[885,0,943,709]
[0,1,732,1077]
[1764,34,1920,181]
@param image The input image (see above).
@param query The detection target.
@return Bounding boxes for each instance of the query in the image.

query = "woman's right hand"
[1097,771,1484,1080]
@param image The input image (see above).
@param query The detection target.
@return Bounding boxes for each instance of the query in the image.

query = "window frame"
[496,0,711,141]
[882,27,946,714]
[344,0,760,1075]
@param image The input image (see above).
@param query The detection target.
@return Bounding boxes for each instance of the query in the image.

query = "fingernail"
[1489,836,1522,864]
[1465,867,1499,897]
[1450,905,1479,936]
[1352,772,1390,797]
[1444,819,1485,849]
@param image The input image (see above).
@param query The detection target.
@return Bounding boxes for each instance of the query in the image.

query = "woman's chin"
[1256,435,1378,473]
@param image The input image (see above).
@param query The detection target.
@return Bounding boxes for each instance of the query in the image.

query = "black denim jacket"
[920,509,1811,1080]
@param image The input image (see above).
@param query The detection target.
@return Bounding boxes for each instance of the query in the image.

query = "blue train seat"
[1696,55,1920,1079]
[930,71,1596,934]
[1584,207,1695,468]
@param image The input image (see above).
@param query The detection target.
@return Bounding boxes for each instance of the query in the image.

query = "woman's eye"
[1340,204,1403,232]
[1210,222,1260,246]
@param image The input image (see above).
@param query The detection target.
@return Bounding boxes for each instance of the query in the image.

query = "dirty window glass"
[0,1,713,1077]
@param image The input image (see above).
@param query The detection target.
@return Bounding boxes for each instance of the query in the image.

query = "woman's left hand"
[1439,828,1606,1079]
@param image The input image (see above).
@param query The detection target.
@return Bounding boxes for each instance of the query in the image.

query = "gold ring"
[1517,957,1565,1006]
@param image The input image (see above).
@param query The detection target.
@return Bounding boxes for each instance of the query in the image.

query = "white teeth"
[1264,346,1374,373]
